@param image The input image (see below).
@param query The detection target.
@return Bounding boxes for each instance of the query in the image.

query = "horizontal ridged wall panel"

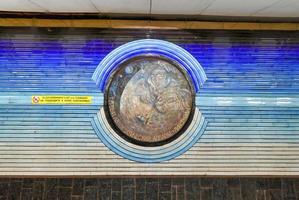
[0,28,299,175]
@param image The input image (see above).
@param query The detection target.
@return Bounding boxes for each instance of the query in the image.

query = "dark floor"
[0,177,298,200]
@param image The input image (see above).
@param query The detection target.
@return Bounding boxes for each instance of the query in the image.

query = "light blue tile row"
[0,121,91,126]
[0,117,92,122]
[0,125,93,130]
[205,130,299,135]
[0,94,104,106]
[0,134,97,138]
[196,96,299,107]
[198,138,299,143]
[4,93,298,108]
[201,134,299,139]
[0,129,95,134]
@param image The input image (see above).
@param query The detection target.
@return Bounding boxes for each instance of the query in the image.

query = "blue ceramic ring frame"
[92,39,207,163]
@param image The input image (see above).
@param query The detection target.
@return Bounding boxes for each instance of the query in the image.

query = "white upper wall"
[0,0,298,17]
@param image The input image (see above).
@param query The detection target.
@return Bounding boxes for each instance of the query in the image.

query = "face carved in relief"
[105,56,194,146]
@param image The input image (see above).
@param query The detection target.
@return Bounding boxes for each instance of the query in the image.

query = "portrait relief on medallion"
[105,56,195,146]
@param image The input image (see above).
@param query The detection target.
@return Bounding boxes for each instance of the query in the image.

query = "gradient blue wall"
[0,28,298,175]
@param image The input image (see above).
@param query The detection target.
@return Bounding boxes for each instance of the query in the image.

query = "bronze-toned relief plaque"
[105,56,195,146]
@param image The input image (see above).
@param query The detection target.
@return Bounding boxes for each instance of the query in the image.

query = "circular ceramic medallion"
[93,39,207,162]
[105,56,195,146]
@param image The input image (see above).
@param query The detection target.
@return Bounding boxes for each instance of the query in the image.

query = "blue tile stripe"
[92,39,207,93]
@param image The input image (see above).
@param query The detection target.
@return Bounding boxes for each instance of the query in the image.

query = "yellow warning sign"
[32,96,92,105]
